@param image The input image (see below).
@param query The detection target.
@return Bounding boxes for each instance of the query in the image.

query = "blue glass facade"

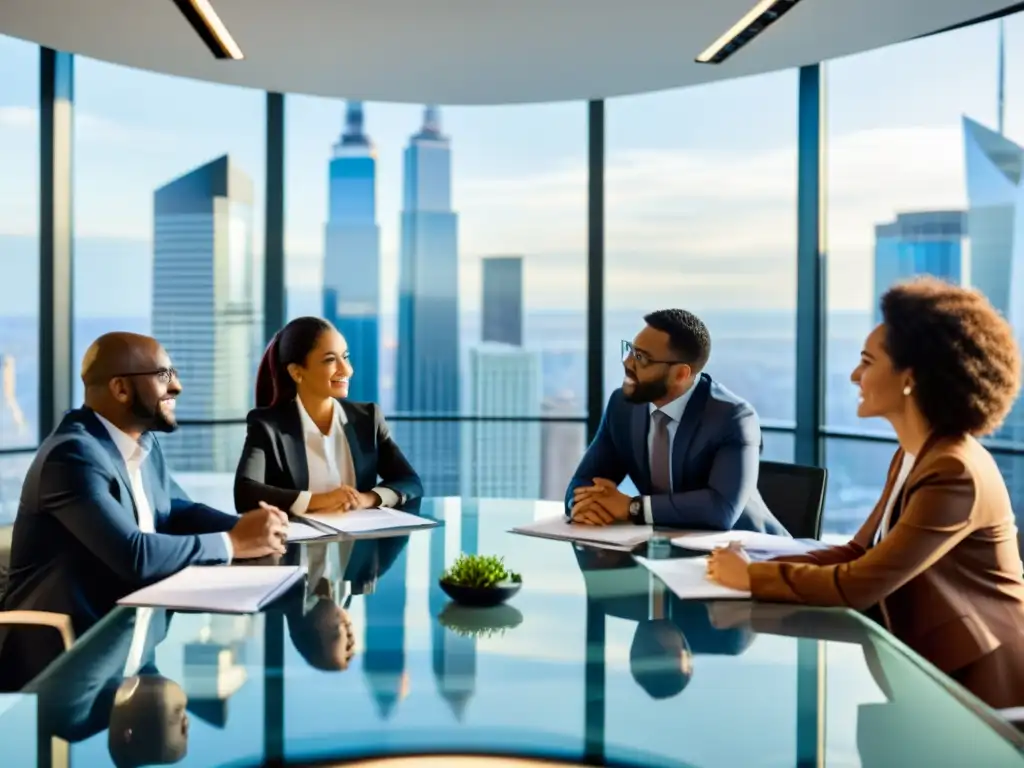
[872,210,964,324]
[323,102,381,404]
[396,107,461,495]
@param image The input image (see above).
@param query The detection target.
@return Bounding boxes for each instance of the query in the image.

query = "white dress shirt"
[289,398,399,515]
[875,453,916,545]
[95,413,234,561]
[642,385,698,524]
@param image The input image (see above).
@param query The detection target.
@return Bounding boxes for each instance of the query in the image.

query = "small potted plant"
[439,553,522,607]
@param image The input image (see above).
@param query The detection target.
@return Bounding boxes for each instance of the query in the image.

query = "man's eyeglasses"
[621,341,687,369]
[111,368,178,385]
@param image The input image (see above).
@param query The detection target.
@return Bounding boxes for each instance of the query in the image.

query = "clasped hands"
[570,478,630,525]
[315,485,380,514]
[705,541,752,591]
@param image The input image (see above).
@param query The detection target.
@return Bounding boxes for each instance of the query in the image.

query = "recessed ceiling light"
[696,0,804,64]
[170,0,244,60]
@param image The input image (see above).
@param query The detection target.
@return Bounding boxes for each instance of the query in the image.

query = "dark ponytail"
[255,317,334,408]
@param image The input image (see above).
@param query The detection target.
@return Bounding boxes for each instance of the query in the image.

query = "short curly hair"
[880,277,1021,437]
[644,309,712,371]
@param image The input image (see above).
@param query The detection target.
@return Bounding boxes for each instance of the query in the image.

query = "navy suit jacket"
[567,374,785,533]
[26,608,170,743]
[0,408,236,684]
[234,399,423,513]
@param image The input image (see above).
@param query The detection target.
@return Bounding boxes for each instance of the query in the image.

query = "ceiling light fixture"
[696,0,804,64]
[170,0,244,60]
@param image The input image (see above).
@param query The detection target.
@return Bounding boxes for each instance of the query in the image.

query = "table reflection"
[6,498,1022,768]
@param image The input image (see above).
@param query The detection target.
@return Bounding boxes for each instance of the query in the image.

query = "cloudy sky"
[0,15,1016,316]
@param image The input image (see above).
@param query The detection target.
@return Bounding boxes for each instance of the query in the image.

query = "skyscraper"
[541,391,585,501]
[872,210,965,322]
[482,256,523,346]
[396,105,461,495]
[963,114,1024,516]
[363,542,410,719]
[323,101,381,403]
[461,344,542,498]
[429,501,479,720]
[152,155,262,472]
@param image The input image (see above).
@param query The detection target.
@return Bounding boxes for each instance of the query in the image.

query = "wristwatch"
[628,496,644,525]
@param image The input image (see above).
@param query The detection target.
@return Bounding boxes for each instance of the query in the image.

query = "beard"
[131,396,178,433]
[623,375,670,404]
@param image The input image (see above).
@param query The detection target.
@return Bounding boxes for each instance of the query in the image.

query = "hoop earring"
[902,385,912,396]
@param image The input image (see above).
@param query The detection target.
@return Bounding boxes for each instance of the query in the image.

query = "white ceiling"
[0,0,1017,104]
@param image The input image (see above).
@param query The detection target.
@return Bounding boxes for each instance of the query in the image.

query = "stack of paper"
[286,519,334,542]
[671,530,829,557]
[118,566,304,613]
[510,515,653,549]
[298,507,438,537]
[635,556,750,600]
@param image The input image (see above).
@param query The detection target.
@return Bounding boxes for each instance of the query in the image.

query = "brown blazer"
[748,434,1024,709]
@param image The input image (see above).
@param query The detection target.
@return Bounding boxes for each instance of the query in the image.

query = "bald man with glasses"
[0,333,287,688]
[566,310,784,534]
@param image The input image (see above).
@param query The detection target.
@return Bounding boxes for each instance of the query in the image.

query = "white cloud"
[0,106,36,129]
[1,102,976,314]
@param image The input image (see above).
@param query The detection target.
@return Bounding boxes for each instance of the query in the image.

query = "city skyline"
[1,18,1021,314]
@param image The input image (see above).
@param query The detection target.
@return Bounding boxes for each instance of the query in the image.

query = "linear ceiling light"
[171,0,244,60]
[696,0,804,64]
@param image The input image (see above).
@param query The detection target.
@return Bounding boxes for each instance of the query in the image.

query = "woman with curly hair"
[708,277,1024,708]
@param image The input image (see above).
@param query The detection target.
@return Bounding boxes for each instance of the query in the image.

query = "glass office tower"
[481,255,523,346]
[872,210,965,323]
[152,155,262,472]
[323,101,381,403]
[396,106,461,495]
[963,114,1024,510]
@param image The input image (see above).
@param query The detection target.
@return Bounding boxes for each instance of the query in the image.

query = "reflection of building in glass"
[962,115,1024,512]
[0,354,26,441]
[872,211,965,322]
[323,101,381,403]
[429,501,479,719]
[541,391,585,501]
[482,256,523,346]
[362,542,409,719]
[462,344,541,498]
[396,106,461,495]
[152,155,262,471]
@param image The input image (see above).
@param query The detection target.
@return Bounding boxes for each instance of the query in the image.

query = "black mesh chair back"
[757,460,827,540]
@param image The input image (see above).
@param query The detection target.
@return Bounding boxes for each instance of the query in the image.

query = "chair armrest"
[0,611,75,651]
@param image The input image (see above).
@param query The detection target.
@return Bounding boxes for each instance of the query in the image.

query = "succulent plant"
[440,553,521,589]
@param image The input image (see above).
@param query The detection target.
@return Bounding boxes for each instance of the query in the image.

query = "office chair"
[757,460,827,540]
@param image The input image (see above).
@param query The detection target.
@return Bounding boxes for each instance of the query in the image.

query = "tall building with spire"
[395,105,461,495]
[962,23,1024,523]
[323,101,381,403]
[362,542,410,719]
[429,501,479,720]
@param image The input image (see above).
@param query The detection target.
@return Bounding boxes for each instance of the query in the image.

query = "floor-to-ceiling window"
[605,70,800,467]
[825,14,1024,536]
[0,35,40,524]
[73,57,265,507]
[285,97,588,501]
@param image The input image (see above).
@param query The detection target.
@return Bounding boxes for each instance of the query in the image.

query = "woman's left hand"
[706,543,752,591]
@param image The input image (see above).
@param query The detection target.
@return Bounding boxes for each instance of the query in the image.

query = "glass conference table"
[2,498,1023,768]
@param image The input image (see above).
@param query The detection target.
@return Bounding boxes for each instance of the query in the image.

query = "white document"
[303,507,437,536]
[636,556,751,600]
[510,515,653,548]
[672,530,829,557]
[118,566,304,613]
[286,520,334,542]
